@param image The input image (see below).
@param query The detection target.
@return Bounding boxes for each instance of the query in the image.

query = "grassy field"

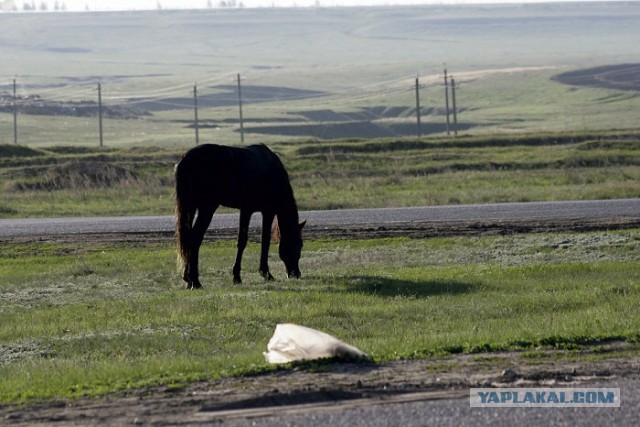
[1,230,639,403]
[1,130,639,217]
[4,4,638,84]
[1,2,639,408]
[1,3,640,146]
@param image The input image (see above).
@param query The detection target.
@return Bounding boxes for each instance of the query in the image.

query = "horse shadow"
[342,275,476,298]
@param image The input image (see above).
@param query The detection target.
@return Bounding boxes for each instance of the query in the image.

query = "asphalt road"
[221,379,639,427]
[0,199,639,238]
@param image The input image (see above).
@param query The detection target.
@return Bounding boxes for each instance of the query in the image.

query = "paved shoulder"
[0,199,638,239]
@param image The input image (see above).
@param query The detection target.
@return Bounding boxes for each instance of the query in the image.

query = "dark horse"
[175,143,305,289]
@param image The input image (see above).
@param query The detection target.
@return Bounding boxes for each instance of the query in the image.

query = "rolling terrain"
[1,2,640,145]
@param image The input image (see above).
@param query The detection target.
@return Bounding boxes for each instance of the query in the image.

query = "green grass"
[2,4,640,148]
[1,230,639,403]
[1,4,639,407]
[1,130,639,217]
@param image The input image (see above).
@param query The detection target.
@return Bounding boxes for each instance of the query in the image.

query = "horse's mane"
[248,144,297,245]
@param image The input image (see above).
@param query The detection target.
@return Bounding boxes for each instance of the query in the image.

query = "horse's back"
[179,143,278,167]
[176,144,291,210]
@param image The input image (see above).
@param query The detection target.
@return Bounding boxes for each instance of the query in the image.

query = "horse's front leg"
[232,210,252,284]
[259,212,275,281]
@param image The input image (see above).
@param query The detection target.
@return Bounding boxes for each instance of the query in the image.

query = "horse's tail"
[174,160,195,274]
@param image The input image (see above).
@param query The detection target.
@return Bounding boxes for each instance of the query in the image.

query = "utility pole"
[237,73,244,143]
[12,78,18,144]
[193,84,200,145]
[444,68,450,136]
[415,76,422,138]
[97,82,103,147]
[451,77,458,136]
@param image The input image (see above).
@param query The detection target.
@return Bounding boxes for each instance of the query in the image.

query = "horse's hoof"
[288,270,301,279]
[233,276,242,285]
[260,271,275,281]
[188,282,203,290]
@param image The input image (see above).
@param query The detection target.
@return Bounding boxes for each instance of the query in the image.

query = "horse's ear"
[299,220,306,230]
[272,221,281,243]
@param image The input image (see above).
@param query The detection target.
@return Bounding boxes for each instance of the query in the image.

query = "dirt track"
[2,343,638,426]
[2,217,640,425]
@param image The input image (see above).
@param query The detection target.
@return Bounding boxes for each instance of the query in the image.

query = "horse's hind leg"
[187,205,216,289]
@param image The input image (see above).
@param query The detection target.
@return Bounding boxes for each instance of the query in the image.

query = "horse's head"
[278,220,306,279]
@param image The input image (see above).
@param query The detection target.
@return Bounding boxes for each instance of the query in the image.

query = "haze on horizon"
[1,0,631,12]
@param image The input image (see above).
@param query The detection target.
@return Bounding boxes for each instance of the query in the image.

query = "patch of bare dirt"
[0,94,149,119]
[1,343,638,426]
[3,216,640,246]
[301,217,640,241]
[553,63,640,92]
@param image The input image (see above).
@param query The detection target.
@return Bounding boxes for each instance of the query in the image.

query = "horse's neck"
[276,199,299,235]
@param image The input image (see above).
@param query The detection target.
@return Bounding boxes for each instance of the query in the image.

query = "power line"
[193,84,199,146]
[1,69,468,144]
[13,79,18,144]
[237,73,244,144]
[97,82,103,147]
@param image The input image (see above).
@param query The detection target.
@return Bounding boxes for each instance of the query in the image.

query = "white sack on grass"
[263,323,368,364]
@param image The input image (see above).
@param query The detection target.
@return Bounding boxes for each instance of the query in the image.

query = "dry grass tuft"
[10,161,138,191]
